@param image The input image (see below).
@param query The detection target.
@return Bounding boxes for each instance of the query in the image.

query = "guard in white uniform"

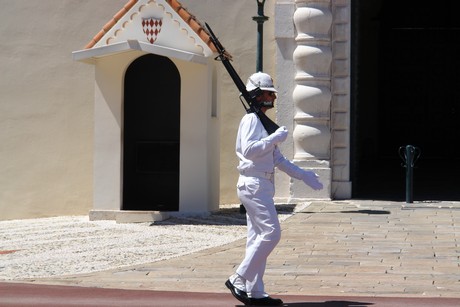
[225,72,323,306]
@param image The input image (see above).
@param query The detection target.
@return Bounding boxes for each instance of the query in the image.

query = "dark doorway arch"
[351,0,460,200]
[123,54,180,211]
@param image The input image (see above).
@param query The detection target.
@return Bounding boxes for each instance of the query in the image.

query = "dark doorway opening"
[351,0,460,201]
[123,54,180,211]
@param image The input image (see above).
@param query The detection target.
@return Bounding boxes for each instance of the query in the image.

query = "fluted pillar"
[291,0,332,199]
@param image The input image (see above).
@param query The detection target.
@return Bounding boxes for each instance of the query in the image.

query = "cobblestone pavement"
[11,200,459,299]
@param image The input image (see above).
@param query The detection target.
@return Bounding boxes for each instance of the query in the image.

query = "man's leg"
[236,178,280,297]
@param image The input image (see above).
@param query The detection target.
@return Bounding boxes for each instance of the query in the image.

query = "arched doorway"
[352,0,460,200]
[123,54,180,211]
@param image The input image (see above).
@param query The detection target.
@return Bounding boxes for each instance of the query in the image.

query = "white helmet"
[246,72,278,93]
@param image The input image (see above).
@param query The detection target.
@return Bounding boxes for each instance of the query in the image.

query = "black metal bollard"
[398,145,421,203]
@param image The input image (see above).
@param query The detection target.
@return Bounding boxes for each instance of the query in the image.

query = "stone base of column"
[289,160,331,201]
[331,180,352,199]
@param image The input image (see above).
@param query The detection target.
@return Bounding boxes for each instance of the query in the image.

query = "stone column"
[291,0,332,199]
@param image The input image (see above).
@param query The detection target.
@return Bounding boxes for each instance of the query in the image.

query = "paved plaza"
[1,200,459,306]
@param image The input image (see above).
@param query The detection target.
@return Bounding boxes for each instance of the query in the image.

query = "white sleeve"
[238,115,277,159]
[276,156,324,190]
[276,158,304,180]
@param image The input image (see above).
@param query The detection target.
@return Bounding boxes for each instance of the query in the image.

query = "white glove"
[301,171,323,190]
[264,126,288,145]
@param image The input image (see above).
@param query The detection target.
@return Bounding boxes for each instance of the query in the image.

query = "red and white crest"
[142,17,163,44]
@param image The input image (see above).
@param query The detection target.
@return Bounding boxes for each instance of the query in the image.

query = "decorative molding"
[84,0,216,55]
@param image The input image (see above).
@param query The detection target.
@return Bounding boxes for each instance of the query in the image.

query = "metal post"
[240,0,269,215]
[405,146,414,203]
[253,0,269,72]
[399,145,421,203]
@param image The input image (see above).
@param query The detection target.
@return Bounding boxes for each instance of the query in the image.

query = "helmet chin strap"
[260,101,274,108]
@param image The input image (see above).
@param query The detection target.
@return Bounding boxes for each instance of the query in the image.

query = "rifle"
[205,23,280,135]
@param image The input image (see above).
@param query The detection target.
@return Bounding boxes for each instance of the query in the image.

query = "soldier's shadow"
[236,301,373,307]
[151,204,299,226]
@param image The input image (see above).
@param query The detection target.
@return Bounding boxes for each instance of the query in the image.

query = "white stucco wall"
[180,0,276,205]
[0,0,276,220]
[92,49,217,215]
[177,58,219,213]
[93,51,131,211]
[0,0,129,220]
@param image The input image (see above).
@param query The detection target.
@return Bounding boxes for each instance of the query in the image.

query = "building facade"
[1,0,459,220]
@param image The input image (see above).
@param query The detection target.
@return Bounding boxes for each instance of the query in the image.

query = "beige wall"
[0,0,275,220]
[181,0,276,204]
[0,0,128,220]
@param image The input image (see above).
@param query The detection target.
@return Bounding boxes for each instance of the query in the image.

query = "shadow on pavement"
[151,204,299,226]
[283,302,372,306]
[301,209,390,215]
[237,301,372,307]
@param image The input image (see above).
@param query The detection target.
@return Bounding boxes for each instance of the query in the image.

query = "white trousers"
[236,175,281,298]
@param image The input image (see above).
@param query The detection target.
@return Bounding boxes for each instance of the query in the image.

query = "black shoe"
[249,296,284,306]
[225,279,250,305]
